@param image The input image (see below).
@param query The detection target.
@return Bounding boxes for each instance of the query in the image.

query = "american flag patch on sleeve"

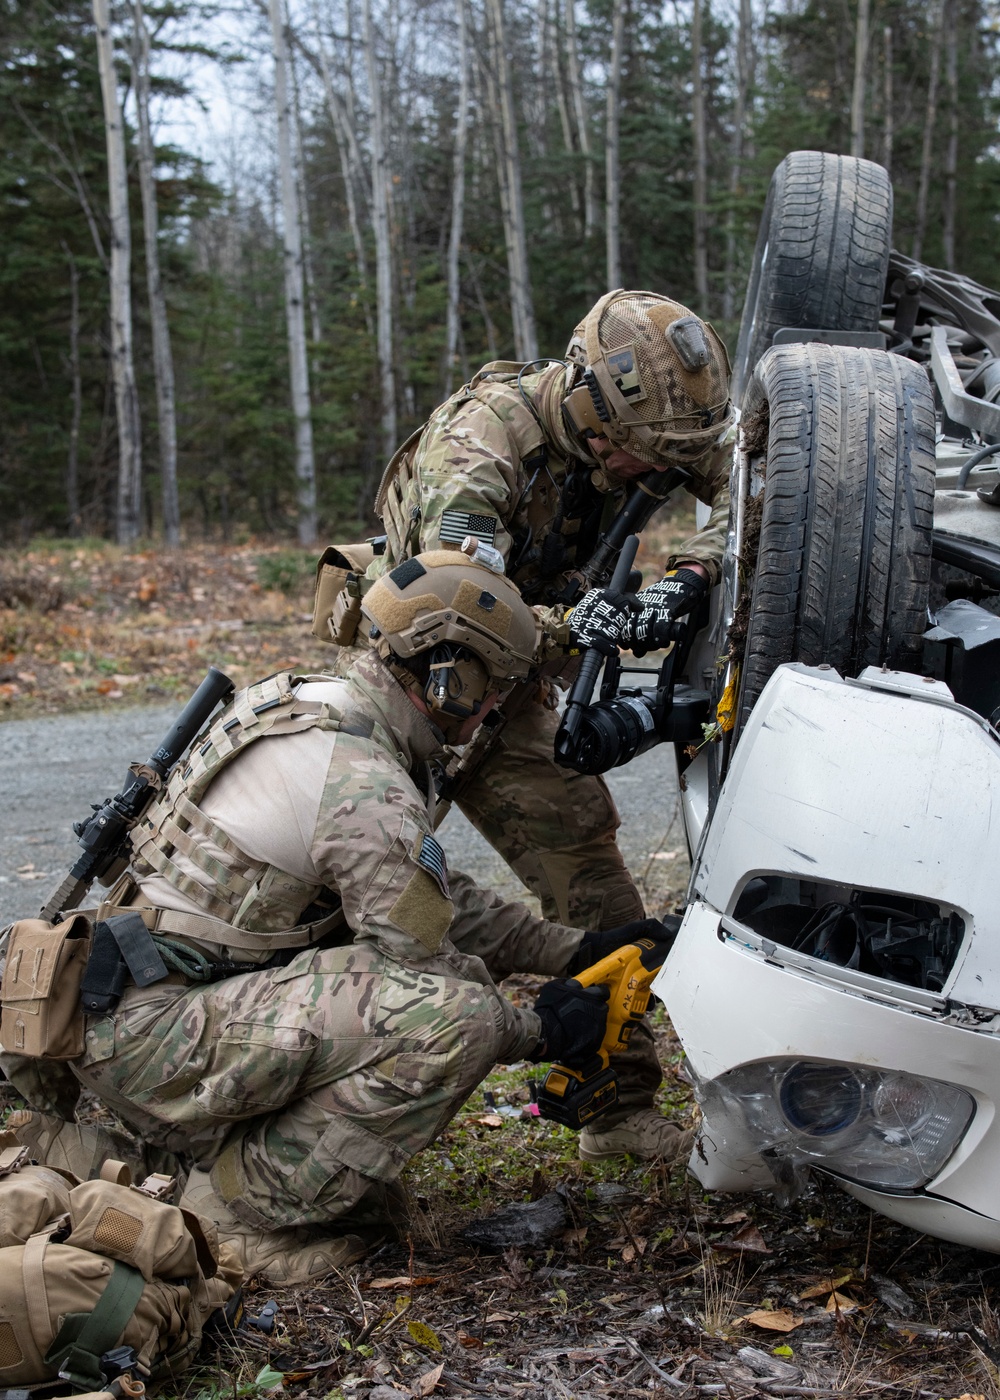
[416,832,450,896]
[439,509,498,544]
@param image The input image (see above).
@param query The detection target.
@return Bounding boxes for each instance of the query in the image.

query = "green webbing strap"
[44,1261,146,1390]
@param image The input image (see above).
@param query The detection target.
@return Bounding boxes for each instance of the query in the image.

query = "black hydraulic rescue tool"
[571,464,690,600]
[39,666,235,923]
[555,534,640,765]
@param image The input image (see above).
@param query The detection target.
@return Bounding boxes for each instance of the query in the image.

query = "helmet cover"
[361,551,538,719]
[563,289,733,465]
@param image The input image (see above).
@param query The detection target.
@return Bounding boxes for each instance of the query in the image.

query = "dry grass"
[0,500,696,723]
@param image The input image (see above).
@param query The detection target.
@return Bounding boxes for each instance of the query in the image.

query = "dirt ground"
[2,513,998,1400]
[183,1011,1000,1400]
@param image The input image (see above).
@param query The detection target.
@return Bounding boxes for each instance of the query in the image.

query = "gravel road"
[0,704,685,927]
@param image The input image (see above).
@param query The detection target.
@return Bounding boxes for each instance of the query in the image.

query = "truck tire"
[731,151,893,402]
[732,342,935,734]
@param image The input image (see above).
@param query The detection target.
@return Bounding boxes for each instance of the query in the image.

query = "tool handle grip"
[556,535,640,756]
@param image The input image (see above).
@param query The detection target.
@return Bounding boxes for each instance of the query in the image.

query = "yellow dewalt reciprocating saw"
[536,937,669,1128]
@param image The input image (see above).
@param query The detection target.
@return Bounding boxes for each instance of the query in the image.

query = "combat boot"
[180,1169,369,1286]
[6,1110,179,1184]
[578,1109,694,1164]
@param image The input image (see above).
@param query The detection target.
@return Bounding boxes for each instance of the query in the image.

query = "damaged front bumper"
[654,663,1000,1252]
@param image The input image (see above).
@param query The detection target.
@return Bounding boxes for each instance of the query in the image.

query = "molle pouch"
[311,543,376,643]
[0,916,92,1060]
[328,583,364,646]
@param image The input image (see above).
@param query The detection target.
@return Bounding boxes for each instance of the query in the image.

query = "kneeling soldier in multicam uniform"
[3,552,688,1287]
[358,288,733,1162]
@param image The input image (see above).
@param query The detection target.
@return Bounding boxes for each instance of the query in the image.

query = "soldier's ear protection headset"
[424,643,495,721]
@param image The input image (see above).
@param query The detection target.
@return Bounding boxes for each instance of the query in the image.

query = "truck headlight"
[697,1059,974,1192]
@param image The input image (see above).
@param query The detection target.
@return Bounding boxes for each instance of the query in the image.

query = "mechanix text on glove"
[621,567,709,656]
[567,588,639,656]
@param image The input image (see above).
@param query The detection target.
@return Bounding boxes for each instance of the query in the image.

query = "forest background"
[2,0,998,547]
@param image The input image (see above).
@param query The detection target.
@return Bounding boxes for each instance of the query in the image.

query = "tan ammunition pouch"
[0,916,92,1060]
[0,1152,241,1389]
[126,672,373,959]
[311,542,378,645]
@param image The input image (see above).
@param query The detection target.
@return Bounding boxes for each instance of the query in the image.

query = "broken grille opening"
[732,877,966,993]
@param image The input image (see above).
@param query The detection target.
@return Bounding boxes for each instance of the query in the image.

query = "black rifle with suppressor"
[39,667,235,922]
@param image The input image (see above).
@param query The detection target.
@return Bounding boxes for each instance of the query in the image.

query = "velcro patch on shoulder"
[387,869,453,952]
[416,832,449,897]
[439,509,498,545]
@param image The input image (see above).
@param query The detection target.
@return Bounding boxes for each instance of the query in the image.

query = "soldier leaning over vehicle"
[2,553,687,1287]
[347,288,734,1162]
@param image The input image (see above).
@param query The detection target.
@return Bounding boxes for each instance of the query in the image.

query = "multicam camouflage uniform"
[370,358,732,932]
[60,652,586,1231]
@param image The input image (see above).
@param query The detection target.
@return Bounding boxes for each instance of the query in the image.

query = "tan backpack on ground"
[0,1144,242,1395]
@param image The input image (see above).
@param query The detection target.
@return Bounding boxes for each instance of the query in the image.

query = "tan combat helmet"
[361,546,538,723]
[562,289,733,466]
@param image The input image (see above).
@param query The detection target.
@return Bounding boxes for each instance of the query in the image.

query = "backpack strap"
[44,1260,146,1391]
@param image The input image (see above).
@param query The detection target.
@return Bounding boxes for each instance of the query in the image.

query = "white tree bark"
[691,0,709,313]
[850,0,870,158]
[487,0,538,360]
[722,0,752,320]
[363,0,398,459]
[305,3,374,335]
[131,0,180,545]
[269,0,317,545]
[912,0,945,262]
[565,0,599,239]
[549,3,581,224]
[882,26,893,176]
[93,0,142,544]
[290,35,322,347]
[445,0,470,394]
[605,0,624,289]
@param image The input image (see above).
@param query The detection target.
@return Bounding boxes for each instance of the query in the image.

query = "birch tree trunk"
[565,0,599,239]
[269,0,317,545]
[942,7,958,270]
[131,0,180,545]
[487,0,538,360]
[912,0,945,262]
[550,4,581,225]
[605,0,625,289]
[93,0,142,544]
[63,244,82,534]
[691,0,709,313]
[849,0,870,158]
[363,0,398,459]
[306,2,374,335]
[445,0,470,394]
[882,26,893,176]
[290,36,322,346]
[722,0,752,320]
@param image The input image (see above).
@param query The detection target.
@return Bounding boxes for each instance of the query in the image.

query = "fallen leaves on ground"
[741,1308,805,1332]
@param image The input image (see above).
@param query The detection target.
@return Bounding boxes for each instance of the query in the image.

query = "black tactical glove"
[620,568,710,656]
[569,915,682,977]
[529,978,611,1066]
[567,587,640,656]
